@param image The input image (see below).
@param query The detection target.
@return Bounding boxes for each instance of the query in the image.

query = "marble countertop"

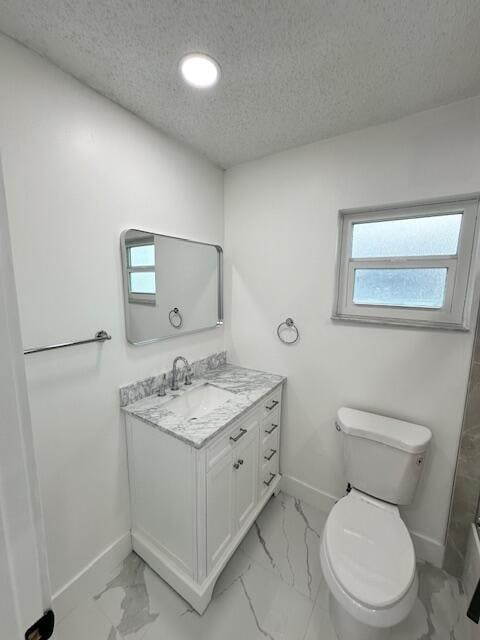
[122,364,285,449]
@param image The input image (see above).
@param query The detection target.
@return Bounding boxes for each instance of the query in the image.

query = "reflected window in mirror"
[126,234,156,305]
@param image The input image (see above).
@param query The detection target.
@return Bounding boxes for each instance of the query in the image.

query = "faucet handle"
[157,373,167,397]
[184,367,193,386]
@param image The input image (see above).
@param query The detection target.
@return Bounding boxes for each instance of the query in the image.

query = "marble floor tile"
[92,542,313,640]
[56,493,470,640]
[311,561,469,640]
[93,553,165,639]
[240,492,328,600]
[408,561,469,640]
[141,545,314,640]
[303,599,337,640]
[54,596,119,640]
[306,563,470,640]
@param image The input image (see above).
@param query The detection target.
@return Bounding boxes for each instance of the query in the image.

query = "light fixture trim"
[179,53,221,89]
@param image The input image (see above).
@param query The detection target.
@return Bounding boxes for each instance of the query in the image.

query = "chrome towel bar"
[24,330,111,355]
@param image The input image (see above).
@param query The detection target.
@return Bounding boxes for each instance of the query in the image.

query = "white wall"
[224,96,480,560]
[2,28,479,595]
[0,35,224,598]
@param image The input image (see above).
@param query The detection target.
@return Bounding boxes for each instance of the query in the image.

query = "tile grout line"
[88,595,123,640]
[300,589,321,640]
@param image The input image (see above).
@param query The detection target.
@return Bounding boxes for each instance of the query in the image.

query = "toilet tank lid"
[337,407,432,454]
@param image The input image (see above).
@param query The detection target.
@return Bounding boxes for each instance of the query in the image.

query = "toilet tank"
[337,408,432,505]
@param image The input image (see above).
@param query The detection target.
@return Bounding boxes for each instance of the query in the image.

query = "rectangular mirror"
[121,229,223,344]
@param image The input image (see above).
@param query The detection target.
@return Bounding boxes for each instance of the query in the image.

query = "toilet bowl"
[320,489,418,640]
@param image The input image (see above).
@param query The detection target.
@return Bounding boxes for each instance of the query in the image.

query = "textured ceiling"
[1,1,480,167]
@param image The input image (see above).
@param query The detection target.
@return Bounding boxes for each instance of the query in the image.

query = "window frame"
[332,195,480,330]
[126,238,157,306]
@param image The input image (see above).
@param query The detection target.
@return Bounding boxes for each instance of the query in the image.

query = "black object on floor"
[467,578,480,624]
[25,609,55,640]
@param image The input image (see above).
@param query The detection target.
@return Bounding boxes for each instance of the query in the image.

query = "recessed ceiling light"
[179,53,220,89]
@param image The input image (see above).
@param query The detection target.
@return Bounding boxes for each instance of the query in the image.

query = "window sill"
[331,312,470,331]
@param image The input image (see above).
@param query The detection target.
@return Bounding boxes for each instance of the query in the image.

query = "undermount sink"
[167,383,234,420]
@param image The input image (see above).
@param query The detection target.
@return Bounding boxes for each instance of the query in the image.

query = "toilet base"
[329,594,392,640]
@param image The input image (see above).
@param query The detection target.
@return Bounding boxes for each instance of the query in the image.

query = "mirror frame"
[120,229,223,345]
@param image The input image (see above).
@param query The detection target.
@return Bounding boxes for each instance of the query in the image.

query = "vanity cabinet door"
[234,429,259,531]
[206,449,235,572]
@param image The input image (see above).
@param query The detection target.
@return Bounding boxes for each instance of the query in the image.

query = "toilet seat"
[320,489,418,628]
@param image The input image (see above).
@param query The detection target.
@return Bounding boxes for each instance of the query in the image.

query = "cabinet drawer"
[262,408,280,444]
[207,409,260,470]
[260,456,279,497]
[260,389,282,420]
[261,429,279,471]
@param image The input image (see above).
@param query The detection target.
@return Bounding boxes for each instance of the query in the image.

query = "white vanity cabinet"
[125,384,283,614]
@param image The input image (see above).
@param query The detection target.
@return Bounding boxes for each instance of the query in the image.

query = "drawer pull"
[265,423,278,435]
[264,472,276,487]
[233,458,244,470]
[264,449,277,461]
[265,400,279,411]
[230,428,247,442]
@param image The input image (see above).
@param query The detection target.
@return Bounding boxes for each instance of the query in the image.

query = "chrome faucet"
[171,356,192,391]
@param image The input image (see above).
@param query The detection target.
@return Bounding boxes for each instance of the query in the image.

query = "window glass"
[351,214,462,258]
[353,268,448,308]
[129,271,156,294]
[128,244,155,267]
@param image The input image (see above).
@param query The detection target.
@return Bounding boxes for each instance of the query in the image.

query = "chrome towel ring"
[169,307,183,328]
[277,317,299,345]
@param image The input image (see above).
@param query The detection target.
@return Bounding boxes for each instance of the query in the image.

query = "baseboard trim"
[410,530,444,568]
[280,474,338,513]
[281,475,339,513]
[52,532,132,621]
[280,473,445,568]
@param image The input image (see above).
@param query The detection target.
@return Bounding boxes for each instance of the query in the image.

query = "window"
[333,196,479,329]
[126,237,156,305]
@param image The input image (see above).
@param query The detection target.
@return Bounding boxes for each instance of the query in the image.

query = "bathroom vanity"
[121,360,285,613]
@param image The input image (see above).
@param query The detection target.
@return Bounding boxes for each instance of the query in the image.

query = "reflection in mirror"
[121,229,223,344]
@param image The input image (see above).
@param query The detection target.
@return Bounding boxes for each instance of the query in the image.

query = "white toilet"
[320,407,432,640]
